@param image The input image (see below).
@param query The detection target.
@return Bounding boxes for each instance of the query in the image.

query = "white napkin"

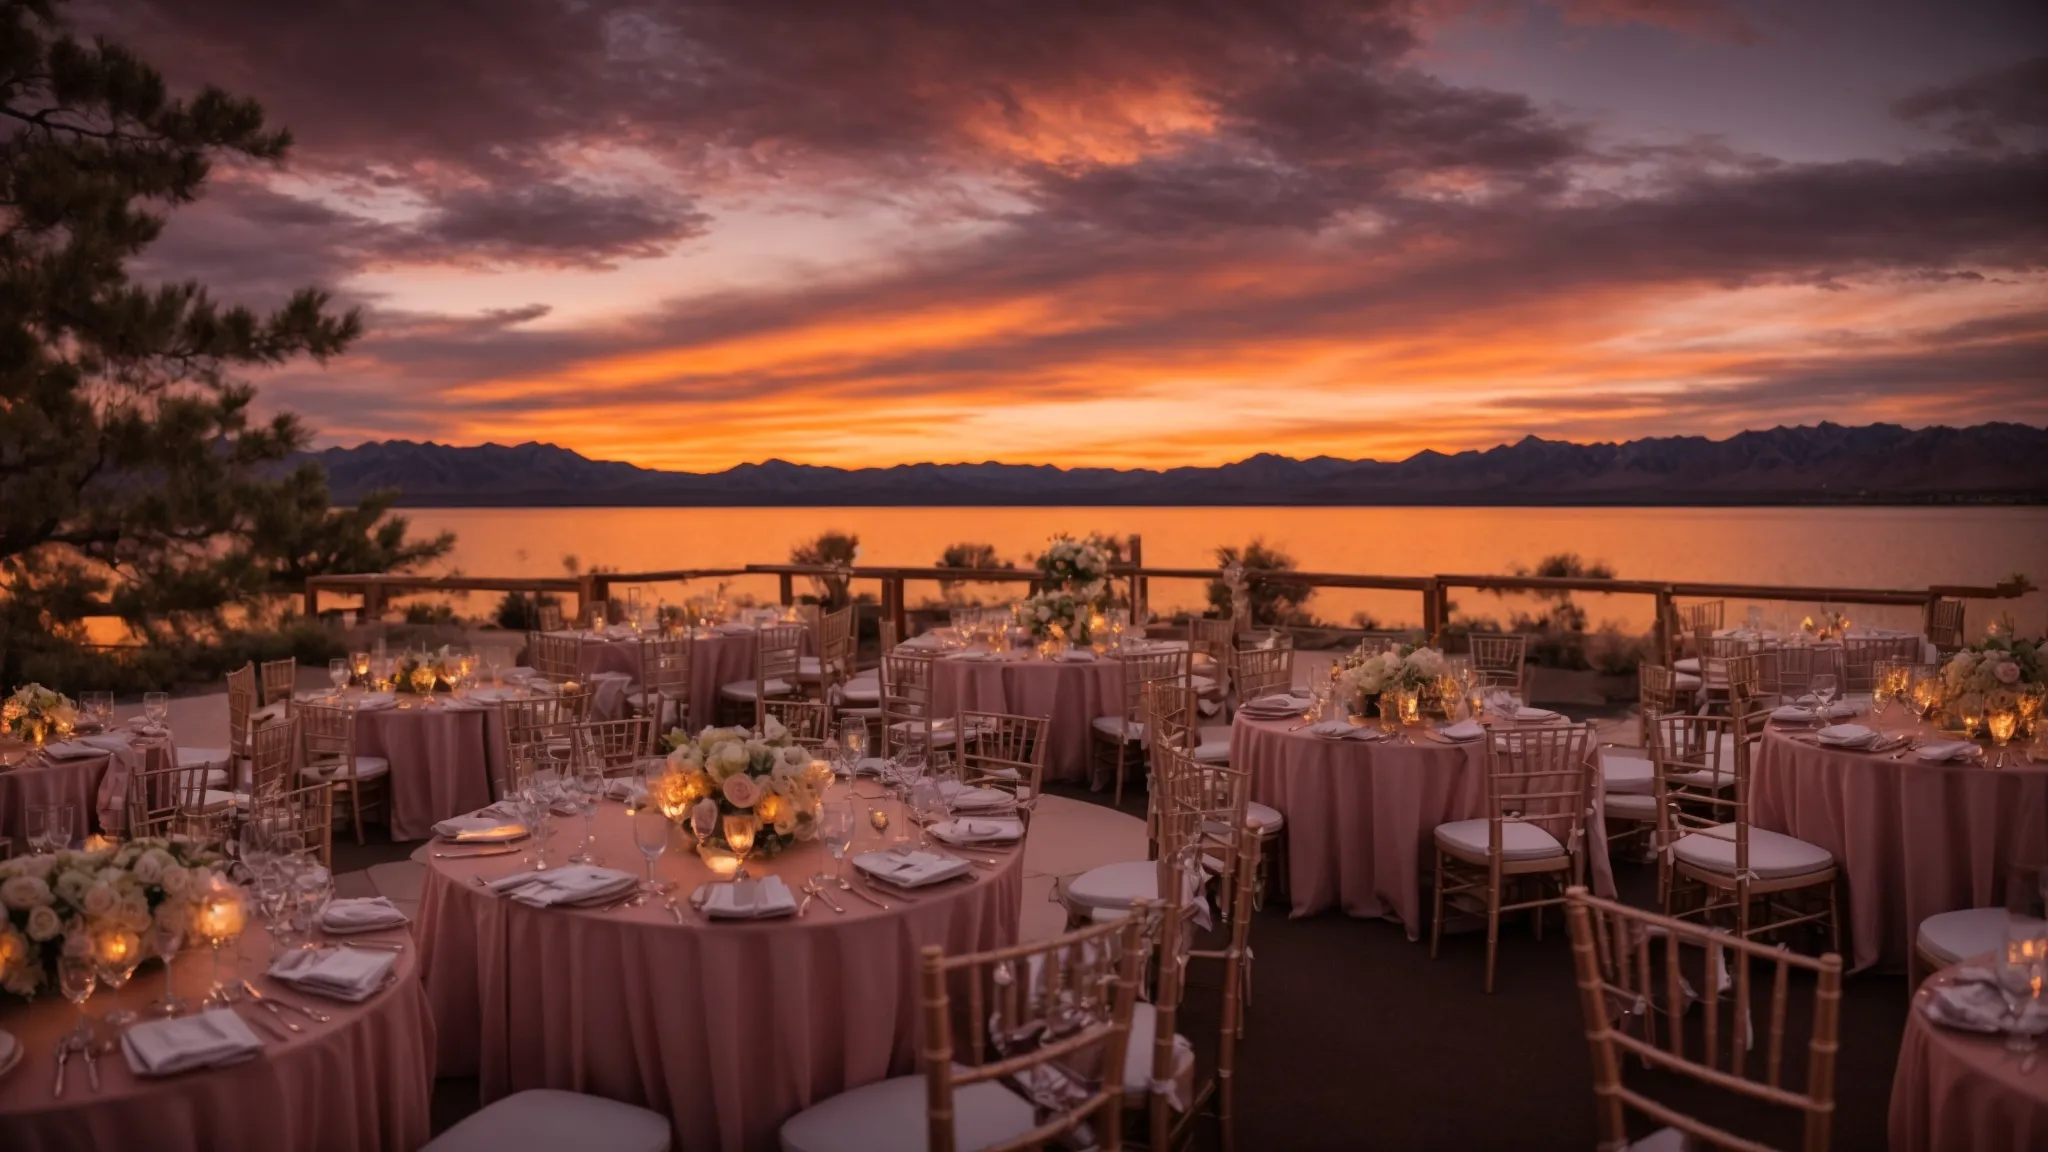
[854,848,972,888]
[122,1008,264,1076]
[1816,724,1880,749]
[1437,719,1486,742]
[432,813,530,842]
[465,686,521,703]
[938,781,1010,810]
[931,817,1023,845]
[1916,740,1982,763]
[1792,696,1863,719]
[352,693,398,712]
[1920,967,2048,1035]
[698,876,799,919]
[268,945,398,1002]
[1241,693,1310,715]
[1055,649,1097,663]
[1508,706,1559,723]
[1772,704,1817,723]
[42,739,116,760]
[321,896,411,934]
[503,667,541,683]
[713,622,755,635]
[488,864,636,907]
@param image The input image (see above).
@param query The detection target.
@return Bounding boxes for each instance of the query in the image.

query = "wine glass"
[630,796,671,893]
[1997,920,2046,1055]
[1808,673,1837,729]
[1871,660,1895,719]
[484,647,505,686]
[839,720,867,768]
[1960,696,1985,741]
[819,797,854,888]
[58,954,96,1047]
[690,798,718,856]
[142,691,169,730]
[410,661,438,703]
[97,930,146,1026]
[571,764,604,864]
[26,806,50,856]
[2017,683,2045,740]
[723,813,758,880]
[51,804,74,852]
[894,747,927,796]
[149,914,186,1017]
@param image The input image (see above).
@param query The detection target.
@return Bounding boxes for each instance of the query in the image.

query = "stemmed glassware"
[57,954,96,1048]
[908,778,948,849]
[351,650,371,687]
[819,797,854,890]
[629,793,671,893]
[149,914,187,1017]
[142,692,170,731]
[328,658,350,700]
[839,720,868,772]
[723,813,758,880]
[26,807,50,855]
[690,798,718,858]
[1808,673,1837,729]
[1998,918,2047,1055]
[96,931,145,1027]
[571,764,604,864]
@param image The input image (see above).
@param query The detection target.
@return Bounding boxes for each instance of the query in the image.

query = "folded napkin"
[1916,740,1982,763]
[1816,724,1880,749]
[1791,696,1864,719]
[713,622,755,635]
[352,692,398,712]
[488,864,637,907]
[1306,719,1380,741]
[432,812,530,842]
[1055,649,1097,663]
[269,945,399,1003]
[1492,705,1558,723]
[122,1008,264,1076]
[1242,693,1310,714]
[503,667,541,682]
[853,848,972,888]
[698,876,799,919]
[321,896,411,934]
[938,781,1010,810]
[1772,704,1817,723]
[42,738,118,760]
[1437,719,1486,742]
[931,817,1023,845]
[1920,967,2048,1035]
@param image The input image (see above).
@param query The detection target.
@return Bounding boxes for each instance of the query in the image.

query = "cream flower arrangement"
[0,838,221,1000]
[1939,633,2042,703]
[2,683,78,745]
[1335,642,1448,711]
[1033,533,1113,596]
[659,716,833,855]
[1020,587,1098,643]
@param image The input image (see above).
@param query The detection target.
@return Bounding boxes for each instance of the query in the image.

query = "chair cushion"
[797,656,823,678]
[1191,673,1221,696]
[200,789,250,811]
[1604,792,1660,820]
[721,678,794,701]
[779,1071,1034,1152]
[1599,749,1655,795]
[177,746,231,771]
[1091,716,1145,742]
[1244,800,1284,832]
[1123,1002,1196,1107]
[1192,739,1231,764]
[302,756,392,782]
[1065,860,1159,912]
[837,677,881,704]
[1674,672,1703,691]
[1671,824,1833,880]
[1918,908,2048,968]
[426,1088,671,1152]
[1433,818,1565,862]
[1673,658,1701,674]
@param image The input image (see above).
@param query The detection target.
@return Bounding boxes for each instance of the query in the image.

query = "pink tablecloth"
[354,703,503,841]
[574,630,757,733]
[1752,724,2048,975]
[1890,963,2048,1152]
[0,751,112,851]
[417,799,1025,1152]
[929,655,1123,783]
[0,921,434,1151]
[1233,716,1615,935]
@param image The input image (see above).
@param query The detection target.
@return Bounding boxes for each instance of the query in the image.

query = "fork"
[244,979,332,1023]
[52,1037,70,1099]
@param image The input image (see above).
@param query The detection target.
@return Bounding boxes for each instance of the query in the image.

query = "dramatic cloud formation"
[76,0,2048,469]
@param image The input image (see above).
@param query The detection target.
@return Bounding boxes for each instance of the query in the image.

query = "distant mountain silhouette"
[307,423,2048,507]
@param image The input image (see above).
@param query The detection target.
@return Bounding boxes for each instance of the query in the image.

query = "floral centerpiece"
[1022,534,1116,642]
[1939,633,2044,703]
[0,838,222,1000]
[1334,642,1449,714]
[392,645,474,694]
[1020,587,1099,644]
[2,683,78,745]
[657,716,832,856]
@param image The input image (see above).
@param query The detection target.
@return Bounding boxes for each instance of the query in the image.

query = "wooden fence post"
[1128,534,1147,623]
[1422,578,1440,643]
[304,580,320,619]
[1654,587,1673,666]
[778,572,794,606]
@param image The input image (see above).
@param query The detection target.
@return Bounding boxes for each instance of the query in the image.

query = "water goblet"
[1808,673,1837,729]
[1997,921,2046,1055]
[840,720,868,766]
[409,661,438,703]
[142,691,170,730]
[723,813,758,880]
[820,797,855,888]
[1960,696,1984,741]
[571,765,604,864]
[292,866,333,949]
[908,778,942,849]
[149,914,187,1017]
[96,929,146,1026]
[630,797,671,893]
[351,651,371,687]
[58,954,97,1047]
[26,806,51,856]
[690,797,718,857]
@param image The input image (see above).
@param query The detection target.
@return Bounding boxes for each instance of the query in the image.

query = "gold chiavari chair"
[248,717,299,802]
[502,692,585,794]
[528,631,584,684]
[1724,652,1766,708]
[1142,680,1282,907]
[1564,887,1844,1152]
[879,649,951,762]
[761,699,833,749]
[1062,739,1241,925]
[1187,616,1234,712]
[250,779,337,870]
[572,717,655,776]
[1926,598,1965,656]
[1469,633,1528,696]
[1094,648,1189,807]
[1652,705,1840,948]
[1679,600,1725,639]
[298,702,390,845]
[1431,722,1593,993]
[259,657,298,711]
[956,710,1048,818]
[800,604,854,697]
[628,634,692,734]
[123,740,226,847]
[1129,758,1210,1151]
[535,601,567,633]
[878,617,900,655]
[1228,645,1294,710]
[226,661,259,787]
[1841,635,1921,693]
[777,913,1146,1152]
[1759,644,1839,705]
[719,623,804,727]
[1636,663,1682,747]
[1693,634,1758,710]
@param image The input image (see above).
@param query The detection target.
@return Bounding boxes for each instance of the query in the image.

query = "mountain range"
[307,422,2048,507]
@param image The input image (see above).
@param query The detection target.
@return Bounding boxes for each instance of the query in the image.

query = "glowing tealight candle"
[83,834,115,853]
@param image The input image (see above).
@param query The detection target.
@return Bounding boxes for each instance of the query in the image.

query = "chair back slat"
[123,739,219,845]
[1484,724,1593,855]
[248,779,335,868]
[1230,646,1294,703]
[880,651,939,759]
[1681,601,1726,635]
[957,711,1048,816]
[259,658,298,710]
[1840,636,1920,692]
[762,699,833,748]
[1926,599,1965,655]
[529,632,584,683]
[1118,650,1189,725]
[573,717,654,774]
[756,624,805,686]
[536,602,566,633]
[1470,634,1528,686]
[249,717,299,800]
[227,663,258,760]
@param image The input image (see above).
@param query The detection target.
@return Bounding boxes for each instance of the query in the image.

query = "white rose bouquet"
[0,838,221,1000]
[1033,534,1113,593]
[1335,642,1448,712]
[1020,587,1098,643]
[1939,633,2043,703]
[658,715,833,855]
[2,683,79,745]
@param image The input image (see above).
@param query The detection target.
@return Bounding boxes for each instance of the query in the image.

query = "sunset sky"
[97,0,2048,471]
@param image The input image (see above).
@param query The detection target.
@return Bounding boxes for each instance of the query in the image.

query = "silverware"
[244,979,331,1023]
[839,875,889,909]
[797,884,814,917]
[80,1037,99,1092]
[248,994,303,1033]
[241,1005,292,1042]
[663,896,686,924]
[320,938,406,952]
[53,1038,69,1098]
[435,847,521,859]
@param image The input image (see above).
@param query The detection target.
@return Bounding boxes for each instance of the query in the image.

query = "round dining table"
[0,731,181,848]
[567,625,777,732]
[0,920,433,1152]
[416,794,1025,1152]
[1232,714,1617,935]
[928,649,1125,783]
[1889,960,2048,1152]
[1750,718,2048,976]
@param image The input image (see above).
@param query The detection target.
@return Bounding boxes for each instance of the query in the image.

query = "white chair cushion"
[1065,860,1158,912]
[426,1088,671,1152]
[1918,908,2048,968]
[1123,1002,1195,1104]
[721,678,794,701]
[302,756,392,782]
[1192,739,1231,764]
[1599,749,1655,795]
[1091,716,1145,742]
[779,1070,1034,1152]
[1433,818,1565,862]
[1671,824,1832,880]
[201,789,250,811]
[797,656,823,678]
[1672,745,1737,789]
[1191,673,1221,696]
[1203,801,1284,835]
[837,677,881,704]
[1673,658,1701,674]
[177,746,230,771]
[1604,792,1660,820]
[1674,672,1703,691]
[204,768,231,789]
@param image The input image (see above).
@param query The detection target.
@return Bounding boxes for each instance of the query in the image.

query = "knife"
[80,1037,99,1092]
[434,846,521,859]
[53,1038,69,1098]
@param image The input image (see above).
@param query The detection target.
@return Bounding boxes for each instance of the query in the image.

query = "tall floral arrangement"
[2,684,77,744]
[1023,534,1115,641]
[0,839,221,1000]
[1939,633,2043,701]
[1335,642,1447,708]
[658,716,832,856]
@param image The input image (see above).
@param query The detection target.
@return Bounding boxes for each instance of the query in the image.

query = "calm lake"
[394,506,2048,637]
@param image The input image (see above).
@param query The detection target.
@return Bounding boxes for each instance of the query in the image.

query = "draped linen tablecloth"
[929,654,1124,784]
[1233,715,1616,934]
[1751,723,2048,975]
[571,629,761,732]
[0,732,175,848]
[352,701,503,841]
[417,799,1025,1152]
[0,921,434,1152]
[1889,962,2048,1152]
